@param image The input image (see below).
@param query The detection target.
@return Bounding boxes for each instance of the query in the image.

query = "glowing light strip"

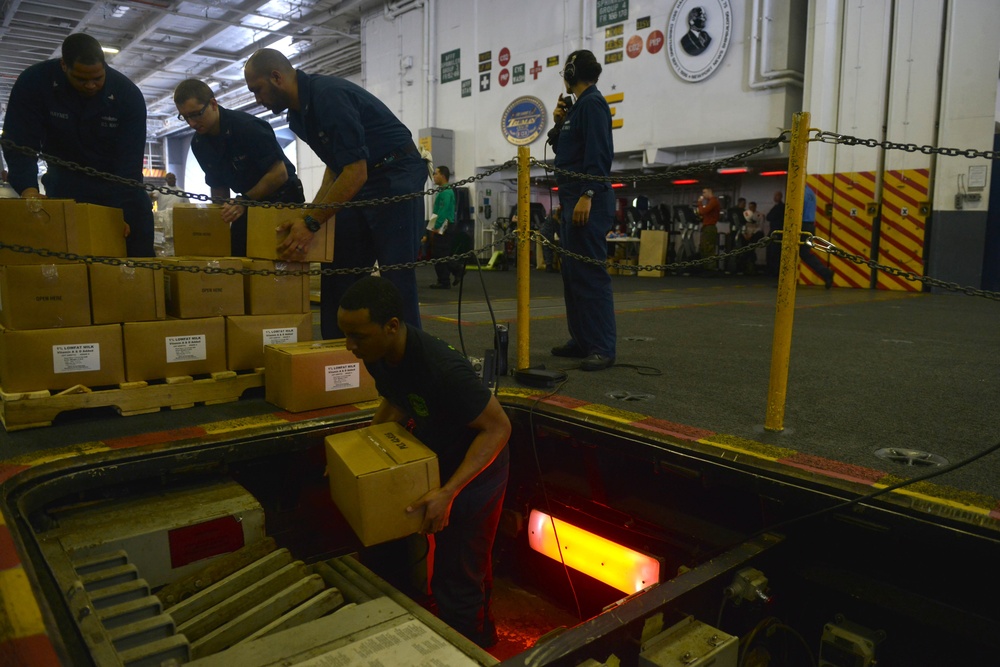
[527,509,659,594]
[717,167,749,174]
[672,179,699,185]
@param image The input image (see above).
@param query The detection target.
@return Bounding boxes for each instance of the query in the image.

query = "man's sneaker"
[580,353,615,371]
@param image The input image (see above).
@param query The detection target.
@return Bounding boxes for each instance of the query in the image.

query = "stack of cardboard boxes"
[0,199,375,416]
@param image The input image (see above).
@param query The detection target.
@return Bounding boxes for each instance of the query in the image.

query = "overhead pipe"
[748,0,804,90]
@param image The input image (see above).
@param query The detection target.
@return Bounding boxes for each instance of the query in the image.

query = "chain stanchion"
[516,146,532,372]
[765,111,811,433]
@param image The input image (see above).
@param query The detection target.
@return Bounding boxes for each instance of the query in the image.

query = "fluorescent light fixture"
[717,167,749,175]
[760,170,788,176]
[528,509,660,595]
[671,179,699,185]
[102,46,119,54]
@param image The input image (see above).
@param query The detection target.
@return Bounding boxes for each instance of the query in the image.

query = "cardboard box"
[247,207,334,262]
[242,259,311,314]
[0,263,91,330]
[264,339,377,412]
[123,317,226,381]
[225,312,312,371]
[162,258,245,319]
[638,230,668,278]
[0,200,129,265]
[172,205,231,257]
[74,203,128,258]
[325,422,440,546]
[0,324,125,392]
[89,263,166,324]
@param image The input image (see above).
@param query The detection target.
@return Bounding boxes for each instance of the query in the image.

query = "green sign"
[597,0,628,28]
[461,79,472,97]
[513,64,525,84]
[441,49,460,83]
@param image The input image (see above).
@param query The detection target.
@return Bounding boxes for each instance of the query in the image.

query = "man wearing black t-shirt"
[337,276,511,648]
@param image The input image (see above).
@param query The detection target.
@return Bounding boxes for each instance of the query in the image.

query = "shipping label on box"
[122,317,226,381]
[241,259,311,314]
[73,203,128,258]
[325,422,440,546]
[247,207,334,262]
[0,324,125,392]
[225,313,311,371]
[161,258,245,319]
[173,205,231,257]
[89,263,166,324]
[264,339,376,412]
[0,263,91,330]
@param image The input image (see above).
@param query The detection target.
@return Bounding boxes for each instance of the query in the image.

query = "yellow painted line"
[605,92,624,103]
[872,479,998,515]
[575,403,647,424]
[5,441,113,468]
[698,435,797,462]
[202,414,289,435]
[0,568,46,640]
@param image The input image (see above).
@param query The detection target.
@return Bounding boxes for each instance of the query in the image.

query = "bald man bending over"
[244,49,427,337]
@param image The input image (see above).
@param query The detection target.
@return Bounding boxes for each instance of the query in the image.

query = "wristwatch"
[582,189,595,198]
[303,214,322,233]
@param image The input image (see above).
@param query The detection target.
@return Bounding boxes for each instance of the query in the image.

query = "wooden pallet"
[0,370,264,432]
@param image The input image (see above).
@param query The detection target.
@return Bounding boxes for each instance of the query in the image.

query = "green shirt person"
[428,166,464,289]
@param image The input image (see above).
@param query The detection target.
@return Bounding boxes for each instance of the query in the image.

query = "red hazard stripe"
[632,417,715,442]
[0,635,61,667]
[0,524,21,571]
[878,232,923,264]
[778,453,886,485]
[0,464,30,486]
[104,426,207,449]
[834,172,876,199]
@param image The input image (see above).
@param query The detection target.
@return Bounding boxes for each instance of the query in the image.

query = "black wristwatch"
[582,189,595,199]
[303,214,322,233]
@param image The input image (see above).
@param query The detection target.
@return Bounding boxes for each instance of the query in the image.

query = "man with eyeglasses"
[0,33,154,257]
[174,78,304,256]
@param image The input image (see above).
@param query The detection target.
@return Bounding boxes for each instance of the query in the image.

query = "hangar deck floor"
[2,263,999,525]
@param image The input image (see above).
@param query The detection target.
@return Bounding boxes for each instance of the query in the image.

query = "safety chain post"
[765,111,810,432]
[516,146,531,371]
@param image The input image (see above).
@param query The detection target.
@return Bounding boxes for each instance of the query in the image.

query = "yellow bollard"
[764,112,810,432]
[516,146,531,371]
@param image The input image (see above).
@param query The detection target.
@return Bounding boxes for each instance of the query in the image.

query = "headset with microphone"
[562,53,578,86]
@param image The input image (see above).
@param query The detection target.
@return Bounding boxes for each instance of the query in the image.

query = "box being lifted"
[264,339,376,412]
[247,207,334,263]
[325,422,440,546]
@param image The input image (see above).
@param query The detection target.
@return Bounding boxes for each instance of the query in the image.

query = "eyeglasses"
[177,102,210,122]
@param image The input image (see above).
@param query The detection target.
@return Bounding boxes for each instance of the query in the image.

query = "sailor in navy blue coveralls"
[185,100,304,256]
[244,50,427,338]
[1,36,154,257]
[551,50,617,370]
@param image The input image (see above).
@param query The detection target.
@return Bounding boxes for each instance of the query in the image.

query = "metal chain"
[531,131,789,184]
[0,136,515,210]
[811,130,1000,160]
[0,231,517,277]
[803,235,1000,301]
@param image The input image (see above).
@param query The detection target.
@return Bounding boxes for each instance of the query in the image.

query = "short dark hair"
[340,277,402,325]
[565,49,602,84]
[62,34,105,68]
[436,165,451,180]
[245,48,295,78]
[174,79,214,106]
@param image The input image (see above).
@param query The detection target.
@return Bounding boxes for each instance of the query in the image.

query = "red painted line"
[0,524,20,571]
[632,417,715,442]
[878,232,923,264]
[834,173,876,200]
[830,220,873,253]
[881,217,925,248]
[541,395,589,410]
[104,427,208,449]
[274,404,366,422]
[0,635,61,667]
[779,453,885,485]
[991,500,1000,521]
[0,464,30,486]
[883,184,924,210]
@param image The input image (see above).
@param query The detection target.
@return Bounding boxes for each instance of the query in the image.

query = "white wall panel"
[835,0,892,174]
[932,0,1000,211]
[884,0,944,172]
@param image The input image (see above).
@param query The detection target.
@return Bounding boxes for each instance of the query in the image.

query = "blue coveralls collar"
[290,70,312,132]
